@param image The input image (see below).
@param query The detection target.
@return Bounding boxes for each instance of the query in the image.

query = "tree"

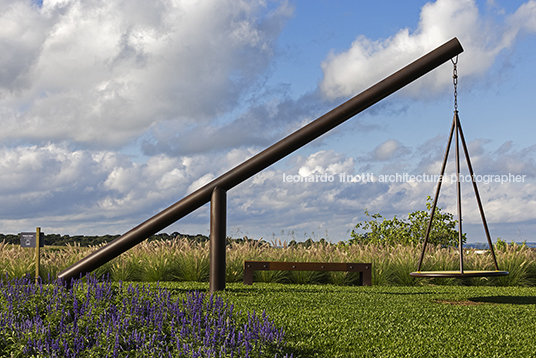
[349,196,466,247]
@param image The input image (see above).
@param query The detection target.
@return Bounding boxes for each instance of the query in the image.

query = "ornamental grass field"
[1,238,535,286]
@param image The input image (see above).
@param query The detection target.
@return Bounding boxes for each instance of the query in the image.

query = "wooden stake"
[35,227,41,284]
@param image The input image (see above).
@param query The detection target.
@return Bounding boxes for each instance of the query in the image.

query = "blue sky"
[1,0,535,243]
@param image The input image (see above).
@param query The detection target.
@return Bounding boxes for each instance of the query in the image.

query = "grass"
[169,282,536,358]
[2,275,536,357]
[3,238,536,287]
[3,237,535,356]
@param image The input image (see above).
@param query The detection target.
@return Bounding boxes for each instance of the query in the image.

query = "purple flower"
[0,274,290,357]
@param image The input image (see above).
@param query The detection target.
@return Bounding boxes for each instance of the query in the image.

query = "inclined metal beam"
[58,38,464,283]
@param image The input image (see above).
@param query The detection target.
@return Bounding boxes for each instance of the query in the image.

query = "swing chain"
[451,56,458,112]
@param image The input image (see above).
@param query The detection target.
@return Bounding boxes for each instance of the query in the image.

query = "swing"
[410,57,508,278]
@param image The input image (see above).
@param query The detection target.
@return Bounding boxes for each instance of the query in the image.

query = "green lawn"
[159,282,536,357]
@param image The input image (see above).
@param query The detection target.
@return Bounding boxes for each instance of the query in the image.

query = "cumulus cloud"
[0,144,124,219]
[141,91,327,156]
[1,139,534,240]
[370,139,411,161]
[412,135,536,180]
[0,1,51,92]
[0,0,293,146]
[508,0,536,33]
[0,144,242,233]
[1,0,534,243]
[319,0,536,100]
[295,150,354,177]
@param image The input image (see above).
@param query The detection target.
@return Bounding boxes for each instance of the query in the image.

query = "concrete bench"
[243,261,372,286]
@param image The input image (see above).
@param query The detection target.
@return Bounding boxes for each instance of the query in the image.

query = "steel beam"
[58,38,464,284]
[209,187,226,292]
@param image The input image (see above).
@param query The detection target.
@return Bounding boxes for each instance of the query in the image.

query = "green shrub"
[350,196,466,247]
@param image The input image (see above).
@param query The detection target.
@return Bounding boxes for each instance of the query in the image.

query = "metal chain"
[451,56,458,112]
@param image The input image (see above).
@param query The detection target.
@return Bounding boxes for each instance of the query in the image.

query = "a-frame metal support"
[415,111,501,274]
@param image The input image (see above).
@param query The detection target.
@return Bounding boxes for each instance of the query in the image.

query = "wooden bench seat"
[243,261,372,286]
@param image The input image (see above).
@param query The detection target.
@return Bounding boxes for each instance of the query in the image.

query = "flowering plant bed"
[0,275,290,357]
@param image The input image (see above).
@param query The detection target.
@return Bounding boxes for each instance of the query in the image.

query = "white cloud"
[478,182,536,223]
[319,0,536,100]
[141,91,327,156]
[0,0,293,146]
[0,2,52,92]
[224,147,258,170]
[1,0,535,244]
[0,144,219,233]
[1,139,534,240]
[413,138,536,180]
[186,173,215,195]
[295,150,354,177]
[371,139,411,161]
[0,144,113,195]
[509,0,536,32]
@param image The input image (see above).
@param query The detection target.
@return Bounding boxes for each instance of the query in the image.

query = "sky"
[1,0,535,244]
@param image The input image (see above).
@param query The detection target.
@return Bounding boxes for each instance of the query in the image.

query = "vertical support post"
[243,262,253,285]
[455,112,464,273]
[210,187,226,293]
[35,227,41,283]
[362,264,372,286]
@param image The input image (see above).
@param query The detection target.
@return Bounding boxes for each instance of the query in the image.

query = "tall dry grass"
[1,239,535,286]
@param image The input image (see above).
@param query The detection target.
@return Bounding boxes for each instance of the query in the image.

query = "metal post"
[210,187,226,292]
[57,38,464,284]
[35,227,41,283]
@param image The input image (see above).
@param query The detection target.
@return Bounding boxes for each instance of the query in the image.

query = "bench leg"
[362,267,372,286]
[243,267,253,285]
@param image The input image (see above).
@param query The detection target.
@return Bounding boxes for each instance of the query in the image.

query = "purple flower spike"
[1,274,290,357]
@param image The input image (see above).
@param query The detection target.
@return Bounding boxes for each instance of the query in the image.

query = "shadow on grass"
[469,296,536,305]
[157,283,341,295]
[136,283,342,297]
[220,286,340,296]
[151,282,374,298]
[373,291,434,295]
